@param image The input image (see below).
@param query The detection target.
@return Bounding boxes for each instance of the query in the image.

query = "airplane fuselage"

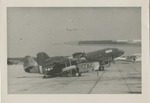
[23,48,124,77]
[85,48,124,62]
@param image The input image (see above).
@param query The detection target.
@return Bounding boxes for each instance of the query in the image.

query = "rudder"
[37,52,50,66]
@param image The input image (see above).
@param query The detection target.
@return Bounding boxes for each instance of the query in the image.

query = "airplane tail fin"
[23,56,40,73]
[37,52,50,66]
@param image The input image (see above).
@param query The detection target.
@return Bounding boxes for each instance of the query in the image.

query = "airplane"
[23,48,124,78]
[114,53,141,62]
[7,59,20,65]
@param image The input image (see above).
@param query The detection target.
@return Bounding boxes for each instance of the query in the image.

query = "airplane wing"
[62,65,76,72]
[64,40,141,46]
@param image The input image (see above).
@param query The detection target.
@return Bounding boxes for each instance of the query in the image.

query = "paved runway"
[8,61,141,94]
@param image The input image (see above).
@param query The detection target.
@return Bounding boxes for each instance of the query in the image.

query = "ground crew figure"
[99,60,105,71]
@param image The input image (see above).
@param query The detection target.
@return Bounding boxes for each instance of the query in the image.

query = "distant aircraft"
[7,59,20,65]
[114,53,141,62]
[23,48,124,78]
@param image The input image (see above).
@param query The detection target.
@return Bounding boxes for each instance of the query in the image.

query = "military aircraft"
[114,53,141,62]
[23,48,124,78]
[7,60,20,65]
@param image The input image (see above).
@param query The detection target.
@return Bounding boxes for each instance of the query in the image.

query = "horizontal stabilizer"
[23,56,38,69]
[23,56,39,73]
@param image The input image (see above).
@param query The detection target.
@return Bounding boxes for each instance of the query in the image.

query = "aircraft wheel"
[75,73,79,76]
[42,75,46,79]
[78,73,81,76]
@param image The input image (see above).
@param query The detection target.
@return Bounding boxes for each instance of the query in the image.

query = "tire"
[75,73,79,76]
[42,75,46,79]
[78,73,81,76]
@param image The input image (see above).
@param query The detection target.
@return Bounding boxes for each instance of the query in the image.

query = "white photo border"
[0,0,149,103]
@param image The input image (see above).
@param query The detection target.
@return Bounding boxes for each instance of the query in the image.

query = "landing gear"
[76,67,81,76]
[42,75,47,79]
[64,69,81,77]
[78,73,81,76]
[75,72,81,76]
[64,69,77,77]
[65,71,70,77]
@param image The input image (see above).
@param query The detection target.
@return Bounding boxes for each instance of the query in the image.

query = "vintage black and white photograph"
[7,7,142,94]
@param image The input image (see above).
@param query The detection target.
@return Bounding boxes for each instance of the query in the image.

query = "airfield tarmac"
[8,61,141,94]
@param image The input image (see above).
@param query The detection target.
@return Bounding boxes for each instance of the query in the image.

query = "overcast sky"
[7,7,141,57]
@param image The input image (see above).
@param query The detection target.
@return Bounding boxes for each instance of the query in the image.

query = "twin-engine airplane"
[23,48,124,78]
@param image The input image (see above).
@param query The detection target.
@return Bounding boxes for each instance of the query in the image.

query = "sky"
[7,7,141,57]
